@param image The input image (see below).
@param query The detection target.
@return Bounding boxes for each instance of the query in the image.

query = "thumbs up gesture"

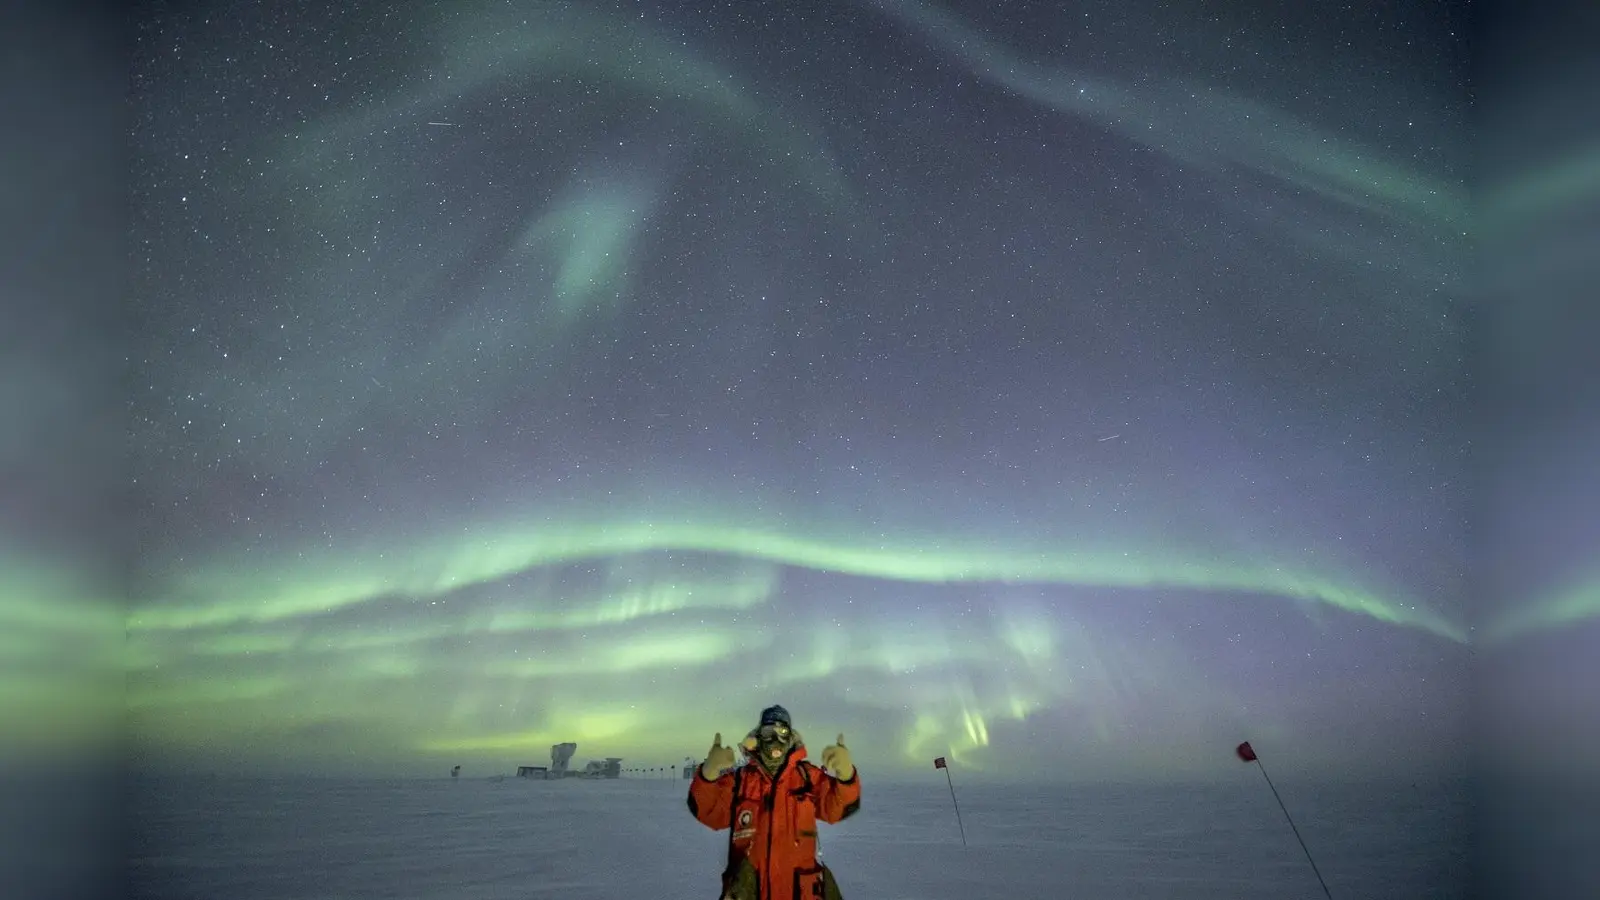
[701,732,735,778]
[821,733,854,780]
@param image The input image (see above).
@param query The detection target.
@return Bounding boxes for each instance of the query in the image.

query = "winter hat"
[758,704,791,729]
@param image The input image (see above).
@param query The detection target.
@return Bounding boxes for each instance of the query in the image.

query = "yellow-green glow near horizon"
[0,562,123,754]
[119,568,1600,774]
[118,535,1504,775]
[117,510,1479,773]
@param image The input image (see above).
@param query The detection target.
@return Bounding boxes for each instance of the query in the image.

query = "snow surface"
[129,774,1469,899]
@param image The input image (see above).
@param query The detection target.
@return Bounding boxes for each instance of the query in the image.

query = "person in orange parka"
[687,704,860,900]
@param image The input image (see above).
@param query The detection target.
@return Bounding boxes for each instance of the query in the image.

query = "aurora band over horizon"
[24,521,1597,776]
[109,506,1483,775]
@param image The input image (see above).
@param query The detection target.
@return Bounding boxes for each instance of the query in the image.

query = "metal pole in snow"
[943,764,967,847]
[1238,742,1332,900]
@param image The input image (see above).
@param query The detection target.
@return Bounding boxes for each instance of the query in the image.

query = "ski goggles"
[758,723,792,741]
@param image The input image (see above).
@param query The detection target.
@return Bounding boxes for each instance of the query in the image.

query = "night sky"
[118,0,1484,780]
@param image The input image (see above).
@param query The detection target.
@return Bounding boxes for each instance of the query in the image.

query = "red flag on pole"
[1232,740,1333,899]
[933,757,966,846]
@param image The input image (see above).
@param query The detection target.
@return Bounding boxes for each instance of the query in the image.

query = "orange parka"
[687,741,861,900]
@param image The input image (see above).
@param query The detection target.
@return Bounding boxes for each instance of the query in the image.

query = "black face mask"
[755,723,794,763]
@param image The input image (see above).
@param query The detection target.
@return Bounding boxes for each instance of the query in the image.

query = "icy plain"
[129,773,1469,899]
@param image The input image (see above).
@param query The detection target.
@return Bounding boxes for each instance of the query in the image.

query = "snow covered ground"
[128,773,1469,899]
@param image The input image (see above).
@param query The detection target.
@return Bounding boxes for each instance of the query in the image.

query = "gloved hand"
[821,733,853,780]
[701,732,735,779]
